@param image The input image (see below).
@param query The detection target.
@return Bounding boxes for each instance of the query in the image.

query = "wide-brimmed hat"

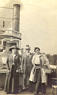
[9,46,20,51]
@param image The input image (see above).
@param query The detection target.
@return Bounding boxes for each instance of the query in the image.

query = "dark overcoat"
[5,53,21,94]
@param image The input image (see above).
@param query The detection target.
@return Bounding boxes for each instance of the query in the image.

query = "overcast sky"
[0,0,57,54]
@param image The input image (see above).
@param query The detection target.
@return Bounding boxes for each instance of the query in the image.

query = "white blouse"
[32,54,40,65]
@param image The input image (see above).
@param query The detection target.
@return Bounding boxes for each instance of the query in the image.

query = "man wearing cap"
[22,45,32,89]
[5,46,21,94]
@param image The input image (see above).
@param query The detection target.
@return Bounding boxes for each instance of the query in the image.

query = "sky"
[0,0,57,54]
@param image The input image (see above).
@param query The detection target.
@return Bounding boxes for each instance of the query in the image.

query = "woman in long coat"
[5,46,21,94]
[29,47,41,95]
[29,49,50,95]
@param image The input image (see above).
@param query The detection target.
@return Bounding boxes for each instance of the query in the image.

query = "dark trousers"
[34,68,46,95]
[29,81,35,92]
[34,68,41,94]
[41,83,46,94]
[24,68,31,87]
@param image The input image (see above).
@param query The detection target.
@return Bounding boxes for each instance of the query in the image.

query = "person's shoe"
[7,92,12,94]
[23,86,26,90]
[42,94,46,95]
[34,92,38,95]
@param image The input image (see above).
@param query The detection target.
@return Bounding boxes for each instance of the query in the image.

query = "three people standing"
[5,45,50,95]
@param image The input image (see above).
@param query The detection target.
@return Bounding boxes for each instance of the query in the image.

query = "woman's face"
[12,49,17,54]
[35,49,40,54]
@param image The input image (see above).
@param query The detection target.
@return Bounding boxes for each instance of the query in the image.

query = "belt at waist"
[35,64,41,69]
[35,64,41,66]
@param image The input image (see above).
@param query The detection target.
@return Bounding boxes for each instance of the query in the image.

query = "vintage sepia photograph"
[0,0,57,95]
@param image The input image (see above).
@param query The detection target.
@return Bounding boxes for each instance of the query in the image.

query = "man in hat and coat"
[5,45,21,94]
[22,45,32,89]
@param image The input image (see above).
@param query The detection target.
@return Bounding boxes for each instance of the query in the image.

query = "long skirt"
[5,66,19,94]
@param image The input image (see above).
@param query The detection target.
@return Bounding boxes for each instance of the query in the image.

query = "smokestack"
[13,4,20,33]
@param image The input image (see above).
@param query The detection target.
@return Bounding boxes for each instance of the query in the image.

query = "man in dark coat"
[5,46,21,94]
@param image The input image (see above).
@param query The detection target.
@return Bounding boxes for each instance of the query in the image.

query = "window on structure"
[3,41,6,49]
[11,43,16,46]
[7,42,17,47]
[3,20,5,28]
[0,41,2,45]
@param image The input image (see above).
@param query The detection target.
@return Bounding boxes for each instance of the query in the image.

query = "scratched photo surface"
[0,0,57,95]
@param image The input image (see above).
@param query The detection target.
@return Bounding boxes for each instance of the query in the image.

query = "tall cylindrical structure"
[13,4,20,33]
